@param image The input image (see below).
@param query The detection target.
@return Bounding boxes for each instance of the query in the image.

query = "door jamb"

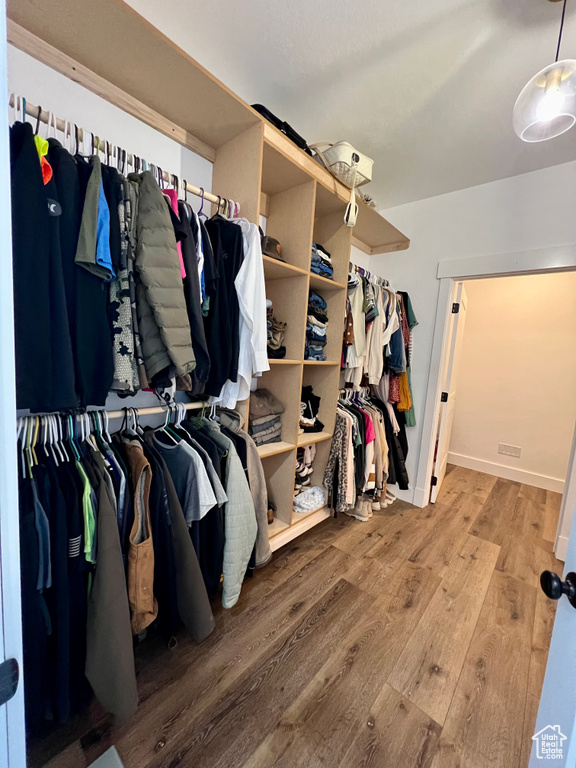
[413,246,576,558]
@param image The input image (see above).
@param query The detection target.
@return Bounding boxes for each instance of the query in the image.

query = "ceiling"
[125,0,576,208]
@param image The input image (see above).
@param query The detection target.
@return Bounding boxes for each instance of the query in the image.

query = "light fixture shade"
[513,59,576,142]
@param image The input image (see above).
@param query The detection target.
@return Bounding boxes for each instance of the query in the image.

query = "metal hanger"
[34,106,42,136]
[198,187,208,219]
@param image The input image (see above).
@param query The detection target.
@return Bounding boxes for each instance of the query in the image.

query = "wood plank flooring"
[31,466,563,768]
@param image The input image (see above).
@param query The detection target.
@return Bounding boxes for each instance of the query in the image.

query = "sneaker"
[344,507,369,522]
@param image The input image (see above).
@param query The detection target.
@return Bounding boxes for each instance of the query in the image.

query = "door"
[430,282,468,503]
[0,3,26,765]
[532,499,576,766]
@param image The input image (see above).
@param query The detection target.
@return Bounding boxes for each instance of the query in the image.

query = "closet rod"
[349,261,389,287]
[8,94,235,212]
[17,402,210,422]
[90,402,208,420]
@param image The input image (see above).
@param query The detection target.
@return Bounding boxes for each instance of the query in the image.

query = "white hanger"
[103,410,112,443]
[47,111,57,140]
[50,415,63,463]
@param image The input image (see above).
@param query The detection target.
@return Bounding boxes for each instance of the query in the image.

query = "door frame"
[430,282,468,503]
[0,2,26,764]
[413,245,576,558]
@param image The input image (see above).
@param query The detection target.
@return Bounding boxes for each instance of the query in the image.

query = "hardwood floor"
[32,466,563,768]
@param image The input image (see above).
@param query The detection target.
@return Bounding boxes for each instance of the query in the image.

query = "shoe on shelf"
[267,501,276,525]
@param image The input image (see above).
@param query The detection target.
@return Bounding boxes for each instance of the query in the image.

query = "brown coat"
[123,440,158,634]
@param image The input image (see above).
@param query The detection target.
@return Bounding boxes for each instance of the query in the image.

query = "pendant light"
[513,0,576,142]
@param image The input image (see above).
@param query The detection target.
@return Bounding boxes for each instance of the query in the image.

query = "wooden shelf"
[263,124,409,255]
[268,518,290,538]
[263,255,308,281]
[261,140,312,196]
[6,0,408,553]
[8,0,410,254]
[265,277,308,361]
[315,182,348,217]
[309,272,346,292]
[292,505,328,523]
[257,441,295,459]
[269,506,331,552]
[353,202,410,256]
[7,0,260,153]
[297,431,333,447]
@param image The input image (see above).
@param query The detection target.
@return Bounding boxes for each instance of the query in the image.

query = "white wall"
[372,161,576,503]
[448,273,576,492]
[8,46,213,197]
[350,244,372,271]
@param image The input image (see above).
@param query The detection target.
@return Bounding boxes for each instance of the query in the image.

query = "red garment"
[163,188,186,279]
[39,156,52,185]
[359,408,376,443]
[398,293,410,348]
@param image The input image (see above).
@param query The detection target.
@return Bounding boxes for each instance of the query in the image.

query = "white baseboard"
[389,487,415,506]
[412,486,429,508]
[447,452,565,494]
[555,535,568,563]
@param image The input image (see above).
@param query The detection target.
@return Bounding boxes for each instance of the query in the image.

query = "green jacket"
[128,171,195,381]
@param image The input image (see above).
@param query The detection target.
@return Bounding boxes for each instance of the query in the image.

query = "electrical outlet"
[498,443,521,458]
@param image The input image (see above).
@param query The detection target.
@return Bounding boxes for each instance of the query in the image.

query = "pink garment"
[359,407,376,444]
[163,188,186,279]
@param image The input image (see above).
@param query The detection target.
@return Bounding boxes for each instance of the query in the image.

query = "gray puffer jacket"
[128,171,195,381]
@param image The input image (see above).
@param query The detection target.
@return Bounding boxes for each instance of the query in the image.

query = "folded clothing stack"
[293,486,326,513]
[300,384,325,433]
[294,443,316,495]
[267,298,287,359]
[311,242,333,279]
[306,290,328,361]
[249,387,285,446]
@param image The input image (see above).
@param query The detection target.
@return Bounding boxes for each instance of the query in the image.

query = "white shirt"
[213,218,269,408]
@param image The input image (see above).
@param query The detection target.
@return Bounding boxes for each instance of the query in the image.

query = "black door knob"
[540,570,576,608]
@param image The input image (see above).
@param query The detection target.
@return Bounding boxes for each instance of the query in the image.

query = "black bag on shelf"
[251,104,312,155]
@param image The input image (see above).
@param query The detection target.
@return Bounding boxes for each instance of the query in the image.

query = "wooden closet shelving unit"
[7,0,410,550]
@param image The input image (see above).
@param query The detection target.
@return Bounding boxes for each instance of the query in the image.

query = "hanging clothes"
[203,215,244,394]
[128,171,195,385]
[342,265,418,428]
[178,201,211,394]
[17,409,230,737]
[13,121,270,408]
[10,121,77,411]
[85,448,138,723]
[214,218,269,408]
[201,419,258,609]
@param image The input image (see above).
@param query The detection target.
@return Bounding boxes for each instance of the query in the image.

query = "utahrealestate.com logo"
[533,725,567,760]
